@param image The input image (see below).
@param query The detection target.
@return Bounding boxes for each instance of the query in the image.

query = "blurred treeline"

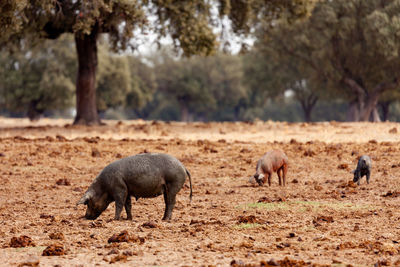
[2,0,400,122]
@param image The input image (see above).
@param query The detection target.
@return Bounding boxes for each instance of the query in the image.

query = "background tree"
[96,46,130,114]
[263,0,400,122]
[0,0,314,125]
[378,89,400,121]
[0,35,75,120]
[154,50,245,121]
[154,53,216,121]
[125,55,157,117]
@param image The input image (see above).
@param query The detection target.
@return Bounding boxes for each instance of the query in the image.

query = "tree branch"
[342,77,365,97]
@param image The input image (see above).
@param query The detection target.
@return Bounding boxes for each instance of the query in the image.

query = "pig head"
[77,188,112,220]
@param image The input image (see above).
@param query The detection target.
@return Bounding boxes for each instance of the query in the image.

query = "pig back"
[358,155,371,170]
[103,153,186,198]
[262,150,288,172]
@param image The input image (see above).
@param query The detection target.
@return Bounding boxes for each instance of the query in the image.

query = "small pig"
[352,155,371,185]
[77,153,192,221]
[253,150,288,186]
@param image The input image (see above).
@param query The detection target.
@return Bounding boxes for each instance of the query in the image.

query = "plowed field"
[1,119,400,266]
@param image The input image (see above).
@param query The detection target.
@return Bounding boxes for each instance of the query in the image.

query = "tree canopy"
[0,35,76,120]
[0,0,314,125]
[154,50,245,121]
[260,0,400,121]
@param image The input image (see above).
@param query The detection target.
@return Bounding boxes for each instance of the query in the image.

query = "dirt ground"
[1,118,400,266]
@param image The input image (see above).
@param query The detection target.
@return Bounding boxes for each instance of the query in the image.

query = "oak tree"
[1,0,312,124]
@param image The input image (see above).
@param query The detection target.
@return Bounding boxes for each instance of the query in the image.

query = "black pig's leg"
[125,196,132,220]
[113,185,128,220]
[366,171,370,184]
[162,183,179,221]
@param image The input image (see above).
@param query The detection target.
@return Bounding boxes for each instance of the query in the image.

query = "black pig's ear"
[77,191,92,205]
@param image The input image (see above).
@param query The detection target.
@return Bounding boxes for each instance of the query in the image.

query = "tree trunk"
[346,100,360,122]
[73,30,101,125]
[303,106,312,122]
[379,101,391,121]
[180,103,190,122]
[370,107,381,122]
[343,78,395,122]
[359,92,381,122]
[27,100,43,121]
[298,94,318,122]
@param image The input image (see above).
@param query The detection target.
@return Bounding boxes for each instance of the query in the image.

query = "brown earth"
[1,118,400,266]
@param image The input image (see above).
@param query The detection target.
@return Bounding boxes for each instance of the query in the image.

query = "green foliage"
[125,56,157,111]
[1,0,316,55]
[261,0,400,121]
[96,46,157,113]
[153,49,246,121]
[0,35,76,120]
[96,48,131,111]
[0,0,317,124]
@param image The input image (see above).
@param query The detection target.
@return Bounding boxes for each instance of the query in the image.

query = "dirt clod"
[41,244,65,256]
[303,149,316,157]
[49,232,64,240]
[313,215,334,226]
[56,178,70,186]
[108,231,144,244]
[17,257,40,267]
[230,259,245,266]
[91,148,101,157]
[141,221,158,229]
[9,236,35,248]
[109,254,128,264]
[337,163,349,170]
[382,191,400,198]
[267,258,279,266]
[238,215,257,224]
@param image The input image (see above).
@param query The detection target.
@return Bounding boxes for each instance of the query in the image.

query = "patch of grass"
[13,246,47,252]
[233,223,263,229]
[331,264,367,267]
[245,202,291,210]
[239,200,371,212]
[292,200,371,211]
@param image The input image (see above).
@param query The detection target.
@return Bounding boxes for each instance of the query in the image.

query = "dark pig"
[253,150,288,186]
[77,153,192,221]
[353,155,371,185]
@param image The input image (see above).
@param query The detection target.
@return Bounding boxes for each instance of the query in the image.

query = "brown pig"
[253,150,288,186]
